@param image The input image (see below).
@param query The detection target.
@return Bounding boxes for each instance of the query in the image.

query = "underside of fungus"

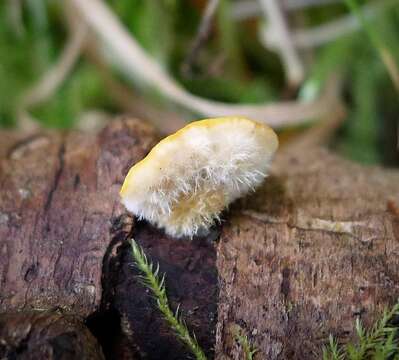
[120,117,279,238]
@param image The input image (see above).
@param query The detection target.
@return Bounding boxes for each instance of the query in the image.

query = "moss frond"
[130,238,207,360]
[323,302,399,360]
[235,329,258,360]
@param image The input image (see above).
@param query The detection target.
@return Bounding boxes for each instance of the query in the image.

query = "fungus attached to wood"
[120,117,278,238]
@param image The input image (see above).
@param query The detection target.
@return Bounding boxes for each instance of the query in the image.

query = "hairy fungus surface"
[120,117,278,238]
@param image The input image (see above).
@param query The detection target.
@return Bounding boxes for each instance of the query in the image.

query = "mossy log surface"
[0,117,398,359]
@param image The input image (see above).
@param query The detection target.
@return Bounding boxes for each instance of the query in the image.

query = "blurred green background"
[0,0,398,165]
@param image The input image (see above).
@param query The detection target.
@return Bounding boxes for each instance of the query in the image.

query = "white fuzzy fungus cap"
[120,117,278,238]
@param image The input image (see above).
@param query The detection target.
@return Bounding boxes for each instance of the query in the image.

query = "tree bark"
[0,117,156,316]
[215,146,399,359]
[0,117,398,359]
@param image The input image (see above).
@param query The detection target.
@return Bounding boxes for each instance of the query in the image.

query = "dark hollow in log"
[89,220,219,359]
[0,310,105,359]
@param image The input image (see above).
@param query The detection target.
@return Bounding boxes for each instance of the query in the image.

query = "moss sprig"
[323,302,399,360]
[130,238,207,360]
[235,330,258,360]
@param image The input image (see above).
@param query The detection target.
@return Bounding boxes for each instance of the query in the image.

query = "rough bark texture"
[215,147,399,359]
[0,117,157,316]
[1,117,399,359]
[0,310,105,359]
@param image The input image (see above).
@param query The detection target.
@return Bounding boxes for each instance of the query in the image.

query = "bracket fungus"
[120,117,278,238]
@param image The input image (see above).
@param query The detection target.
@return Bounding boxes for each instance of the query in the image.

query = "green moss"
[130,239,207,360]
[323,303,399,360]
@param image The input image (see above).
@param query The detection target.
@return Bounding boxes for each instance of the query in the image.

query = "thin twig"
[182,0,220,75]
[17,21,87,130]
[70,0,339,129]
[20,23,86,108]
[239,0,396,49]
[257,0,305,85]
[65,2,186,134]
[284,74,346,150]
[283,0,340,10]
[380,48,399,94]
[231,0,340,21]
[286,0,396,48]
[84,39,187,134]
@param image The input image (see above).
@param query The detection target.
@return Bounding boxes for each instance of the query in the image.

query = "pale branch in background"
[282,0,341,10]
[277,0,396,48]
[20,24,86,108]
[230,0,262,21]
[283,89,346,150]
[70,0,341,129]
[379,48,399,93]
[257,0,305,85]
[17,21,87,131]
[182,0,220,75]
[63,1,187,134]
[83,37,187,134]
[232,0,340,21]
[292,13,376,48]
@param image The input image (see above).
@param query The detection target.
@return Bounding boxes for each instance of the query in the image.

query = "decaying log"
[0,117,218,359]
[0,118,157,316]
[0,310,105,359]
[215,147,399,359]
[1,117,399,359]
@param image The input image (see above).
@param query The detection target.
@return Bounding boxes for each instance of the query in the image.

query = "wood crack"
[44,142,65,213]
[242,209,378,240]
